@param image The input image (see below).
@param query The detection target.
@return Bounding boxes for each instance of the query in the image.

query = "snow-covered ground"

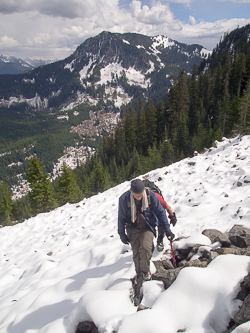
[0,135,250,333]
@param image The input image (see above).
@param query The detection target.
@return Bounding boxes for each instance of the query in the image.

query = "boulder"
[201,250,219,262]
[186,244,203,261]
[175,248,192,262]
[76,321,98,333]
[236,273,250,301]
[214,248,240,255]
[215,232,231,247]
[152,268,181,289]
[229,225,250,248]
[234,294,250,325]
[178,259,208,268]
[162,259,175,270]
[202,229,222,243]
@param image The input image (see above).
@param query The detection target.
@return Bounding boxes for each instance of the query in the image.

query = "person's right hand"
[120,235,130,244]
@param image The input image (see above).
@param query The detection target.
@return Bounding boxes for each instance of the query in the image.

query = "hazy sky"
[0,0,250,60]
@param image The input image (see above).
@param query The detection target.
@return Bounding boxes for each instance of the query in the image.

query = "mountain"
[0,31,211,113]
[199,23,250,72]
[0,55,55,75]
[0,135,249,333]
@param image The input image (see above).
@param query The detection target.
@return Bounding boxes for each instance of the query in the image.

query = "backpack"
[142,179,164,199]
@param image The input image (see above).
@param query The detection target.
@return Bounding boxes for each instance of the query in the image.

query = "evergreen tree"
[26,156,57,213]
[145,99,157,147]
[170,70,191,156]
[124,106,137,151]
[12,195,32,223]
[210,64,223,128]
[109,158,119,184]
[136,100,147,154]
[0,182,13,225]
[126,147,142,179]
[147,142,162,170]
[90,158,110,193]
[230,52,246,98]
[165,77,178,138]
[237,80,250,135]
[114,121,127,165]
[160,128,174,165]
[155,100,165,142]
[58,162,82,204]
[188,64,200,136]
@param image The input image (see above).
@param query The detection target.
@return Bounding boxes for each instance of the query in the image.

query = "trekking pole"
[170,240,176,268]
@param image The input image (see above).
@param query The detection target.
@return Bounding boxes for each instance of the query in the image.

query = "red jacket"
[155,193,173,216]
[155,192,167,209]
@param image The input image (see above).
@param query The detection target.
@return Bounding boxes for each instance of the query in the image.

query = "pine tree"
[126,147,142,178]
[165,77,178,138]
[0,182,13,225]
[90,158,110,193]
[109,158,119,184]
[136,100,147,154]
[237,80,250,135]
[114,121,127,165]
[188,64,200,136]
[160,128,174,165]
[26,156,57,213]
[169,70,191,157]
[58,162,82,204]
[145,99,157,147]
[124,106,137,151]
[147,142,162,170]
[155,100,165,142]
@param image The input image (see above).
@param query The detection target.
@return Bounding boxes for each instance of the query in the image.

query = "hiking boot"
[157,240,164,252]
[142,271,152,282]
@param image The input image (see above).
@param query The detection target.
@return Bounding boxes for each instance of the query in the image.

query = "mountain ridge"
[0,31,211,112]
[0,55,55,75]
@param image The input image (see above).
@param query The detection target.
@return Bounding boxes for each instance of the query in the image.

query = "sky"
[0,0,250,60]
[0,135,250,333]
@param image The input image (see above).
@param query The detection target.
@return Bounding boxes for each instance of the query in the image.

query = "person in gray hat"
[118,178,174,281]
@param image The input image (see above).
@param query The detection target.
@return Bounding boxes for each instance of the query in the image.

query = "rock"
[153,260,165,272]
[214,248,242,255]
[76,321,98,333]
[162,259,175,270]
[175,248,192,262]
[229,225,250,248]
[236,273,250,301]
[186,244,203,261]
[152,268,181,289]
[47,252,53,256]
[215,232,231,247]
[202,229,222,243]
[178,259,208,268]
[234,294,250,325]
[201,250,219,262]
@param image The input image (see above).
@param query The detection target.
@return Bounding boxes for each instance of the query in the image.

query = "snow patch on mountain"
[0,94,48,110]
[151,35,175,50]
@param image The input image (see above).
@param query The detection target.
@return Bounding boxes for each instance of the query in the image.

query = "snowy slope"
[0,135,250,333]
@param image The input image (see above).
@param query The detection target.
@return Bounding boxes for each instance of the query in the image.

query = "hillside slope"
[0,135,249,333]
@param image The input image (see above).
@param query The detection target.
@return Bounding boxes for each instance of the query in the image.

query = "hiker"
[154,192,177,251]
[118,179,175,281]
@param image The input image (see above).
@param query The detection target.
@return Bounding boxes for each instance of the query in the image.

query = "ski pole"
[170,240,176,268]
